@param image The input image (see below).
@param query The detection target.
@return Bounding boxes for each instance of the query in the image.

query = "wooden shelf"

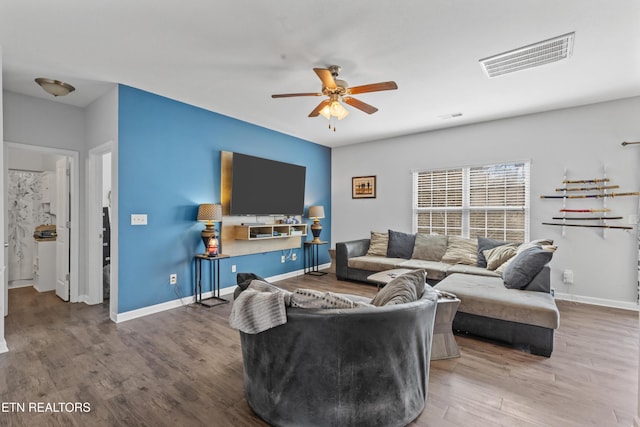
[234,224,307,241]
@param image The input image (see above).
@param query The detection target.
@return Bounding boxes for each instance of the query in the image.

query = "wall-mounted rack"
[540,167,638,237]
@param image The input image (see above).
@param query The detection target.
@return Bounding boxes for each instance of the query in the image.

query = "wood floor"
[0,273,637,427]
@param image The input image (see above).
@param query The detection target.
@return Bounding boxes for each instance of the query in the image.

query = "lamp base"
[311,220,322,243]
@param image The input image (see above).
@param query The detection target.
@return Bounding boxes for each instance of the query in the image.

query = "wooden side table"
[304,241,328,275]
[194,254,230,307]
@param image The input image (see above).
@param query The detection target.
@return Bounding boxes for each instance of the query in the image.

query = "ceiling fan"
[271,65,398,122]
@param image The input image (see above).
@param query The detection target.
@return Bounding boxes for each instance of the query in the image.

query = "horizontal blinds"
[413,161,529,240]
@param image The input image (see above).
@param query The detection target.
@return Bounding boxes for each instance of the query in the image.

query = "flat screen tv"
[229,152,306,216]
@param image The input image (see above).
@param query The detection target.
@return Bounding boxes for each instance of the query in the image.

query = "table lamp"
[197,203,222,256]
[308,205,325,243]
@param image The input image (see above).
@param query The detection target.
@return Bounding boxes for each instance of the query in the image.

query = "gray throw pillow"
[477,237,509,268]
[371,269,426,306]
[503,246,553,289]
[412,233,448,261]
[386,229,416,259]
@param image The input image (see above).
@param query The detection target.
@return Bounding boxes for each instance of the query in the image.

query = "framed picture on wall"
[352,176,376,199]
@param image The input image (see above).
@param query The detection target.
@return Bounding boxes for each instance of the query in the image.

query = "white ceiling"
[1,1,639,148]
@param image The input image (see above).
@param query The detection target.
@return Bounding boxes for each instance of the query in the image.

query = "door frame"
[4,141,80,303]
[87,142,113,305]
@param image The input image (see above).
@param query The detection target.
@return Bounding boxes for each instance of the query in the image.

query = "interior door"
[55,157,70,301]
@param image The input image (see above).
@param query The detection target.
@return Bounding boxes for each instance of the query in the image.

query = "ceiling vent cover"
[479,32,575,78]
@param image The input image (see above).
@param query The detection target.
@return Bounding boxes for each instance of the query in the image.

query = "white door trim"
[87,142,113,305]
[4,141,80,303]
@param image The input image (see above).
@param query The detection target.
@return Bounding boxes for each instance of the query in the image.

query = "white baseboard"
[555,292,639,312]
[0,338,8,354]
[115,285,238,323]
[112,264,334,323]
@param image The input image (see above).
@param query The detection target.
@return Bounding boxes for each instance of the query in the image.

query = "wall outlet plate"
[169,273,177,285]
[281,255,285,263]
[292,253,297,261]
[131,214,148,225]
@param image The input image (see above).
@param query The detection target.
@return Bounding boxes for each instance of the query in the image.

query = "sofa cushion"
[441,236,478,265]
[503,246,554,290]
[477,237,509,268]
[348,255,406,272]
[411,233,448,261]
[397,259,449,281]
[483,243,519,270]
[387,229,416,259]
[434,273,559,329]
[371,269,426,306]
[366,231,389,256]
[446,264,501,278]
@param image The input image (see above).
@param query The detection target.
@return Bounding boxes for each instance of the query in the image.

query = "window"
[413,161,529,241]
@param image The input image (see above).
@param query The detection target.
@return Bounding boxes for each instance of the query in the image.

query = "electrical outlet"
[169,273,177,285]
[281,255,286,263]
[131,214,148,225]
[292,253,297,261]
[232,264,237,273]
[562,270,574,284]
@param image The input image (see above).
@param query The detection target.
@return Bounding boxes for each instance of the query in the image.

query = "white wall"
[0,46,7,353]
[332,96,640,308]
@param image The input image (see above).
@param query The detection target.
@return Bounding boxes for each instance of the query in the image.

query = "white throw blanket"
[229,280,292,334]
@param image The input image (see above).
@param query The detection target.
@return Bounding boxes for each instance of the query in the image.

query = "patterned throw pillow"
[483,243,519,270]
[290,289,374,309]
[441,236,478,266]
[366,231,389,256]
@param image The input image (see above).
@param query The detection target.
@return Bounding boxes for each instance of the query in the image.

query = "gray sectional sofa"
[336,231,560,356]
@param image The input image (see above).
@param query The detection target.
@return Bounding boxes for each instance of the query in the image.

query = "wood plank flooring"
[0,273,636,426]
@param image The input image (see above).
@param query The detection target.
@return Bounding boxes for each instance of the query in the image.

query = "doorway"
[3,142,79,314]
[87,142,114,313]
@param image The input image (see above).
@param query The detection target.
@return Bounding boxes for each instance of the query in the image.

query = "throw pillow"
[371,269,426,306]
[386,229,416,259]
[290,289,374,309]
[411,233,448,261]
[503,246,554,289]
[477,237,509,268]
[366,231,389,256]
[495,238,554,275]
[483,243,518,270]
[441,236,478,266]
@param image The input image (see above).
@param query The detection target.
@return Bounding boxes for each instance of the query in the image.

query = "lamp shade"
[308,205,325,219]
[197,203,222,222]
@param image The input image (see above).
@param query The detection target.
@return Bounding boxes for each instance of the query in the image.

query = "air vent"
[479,32,575,78]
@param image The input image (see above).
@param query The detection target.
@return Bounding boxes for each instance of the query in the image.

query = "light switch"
[131,214,148,225]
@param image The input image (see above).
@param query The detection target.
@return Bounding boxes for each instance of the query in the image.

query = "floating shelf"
[234,224,307,241]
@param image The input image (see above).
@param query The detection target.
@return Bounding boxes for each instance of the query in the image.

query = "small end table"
[194,254,230,307]
[304,241,328,276]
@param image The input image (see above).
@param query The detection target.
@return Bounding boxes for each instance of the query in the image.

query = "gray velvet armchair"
[238,284,438,427]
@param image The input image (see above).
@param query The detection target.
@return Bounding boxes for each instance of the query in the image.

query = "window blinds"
[413,162,529,241]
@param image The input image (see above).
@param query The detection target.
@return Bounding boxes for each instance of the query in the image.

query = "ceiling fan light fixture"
[319,99,349,120]
[35,77,76,97]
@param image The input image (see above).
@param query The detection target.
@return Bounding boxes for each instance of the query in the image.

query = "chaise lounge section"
[336,230,560,356]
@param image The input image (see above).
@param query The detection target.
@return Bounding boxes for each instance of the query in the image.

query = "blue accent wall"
[118,85,331,313]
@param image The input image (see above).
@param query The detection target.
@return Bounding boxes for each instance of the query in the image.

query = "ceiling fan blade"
[313,68,337,89]
[272,92,323,98]
[308,99,331,117]
[348,81,398,95]
[343,96,378,114]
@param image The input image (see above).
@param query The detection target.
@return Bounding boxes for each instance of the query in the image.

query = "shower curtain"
[7,170,50,282]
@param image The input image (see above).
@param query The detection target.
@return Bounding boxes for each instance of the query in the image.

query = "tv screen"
[230,153,306,216]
